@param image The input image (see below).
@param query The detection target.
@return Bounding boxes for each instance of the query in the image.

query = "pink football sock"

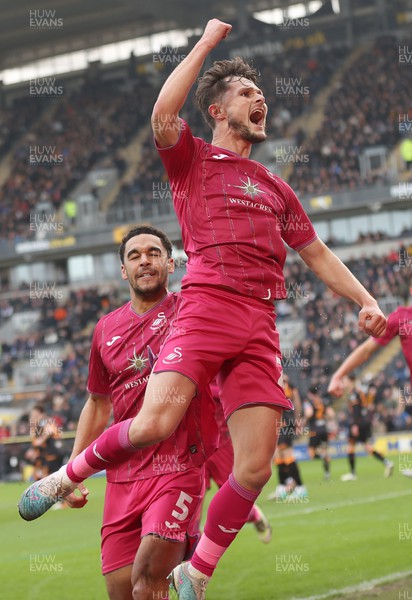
[247,504,260,523]
[66,418,135,483]
[191,473,260,577]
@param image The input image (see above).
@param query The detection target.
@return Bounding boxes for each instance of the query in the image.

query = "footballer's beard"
[228,117,267,144]
[129,273,167,299]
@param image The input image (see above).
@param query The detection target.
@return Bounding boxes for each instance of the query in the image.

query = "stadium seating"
[2,243,410,460]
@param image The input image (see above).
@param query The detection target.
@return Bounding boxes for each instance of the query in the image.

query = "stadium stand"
[287,35,412,196]
[1,240,410,483]
[1,6,411,485]
[0,74,155,242]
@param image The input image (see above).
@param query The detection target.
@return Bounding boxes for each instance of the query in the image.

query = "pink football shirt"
[87,293,218,482]
[156,120,317,301]
[373,305,412,382]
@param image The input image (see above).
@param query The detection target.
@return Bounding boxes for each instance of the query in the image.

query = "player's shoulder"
[94,301,131,332]
[262,169,299,206]
[162,291,181,316]
[180,119,207,150]
[141,292,181,327]
[387,305,402,317]
[264,169,290,191]
[390,305,412,319]
[157,118,204,158]
[385,305,410,330]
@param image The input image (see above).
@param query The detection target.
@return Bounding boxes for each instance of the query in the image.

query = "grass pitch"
[2,455,411,600]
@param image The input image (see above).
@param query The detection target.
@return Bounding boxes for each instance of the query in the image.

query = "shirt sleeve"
[155,118,199,183]
[87,325,111,397]
[277,178,318,250]
[373,309,399,347]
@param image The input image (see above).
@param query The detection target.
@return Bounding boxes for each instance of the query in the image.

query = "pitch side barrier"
[1,431,411,480]
[293,431,412,462]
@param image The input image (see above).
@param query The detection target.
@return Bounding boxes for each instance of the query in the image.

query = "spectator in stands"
[0,421,10,439]
[25,404,63,480]
[2,354,14,382]
[400,138,412,171]
[64,198,77,227]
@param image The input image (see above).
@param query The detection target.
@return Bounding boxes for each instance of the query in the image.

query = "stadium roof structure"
[1,0,324,71]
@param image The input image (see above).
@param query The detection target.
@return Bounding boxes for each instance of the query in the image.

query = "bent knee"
[129,416,175,447]
[233,463,272,491]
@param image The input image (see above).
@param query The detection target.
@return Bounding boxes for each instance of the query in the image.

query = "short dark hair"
[119,225,173,264]
[196,57,259,130]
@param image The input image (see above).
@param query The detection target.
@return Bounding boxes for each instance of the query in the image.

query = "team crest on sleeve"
[162,347,183,364]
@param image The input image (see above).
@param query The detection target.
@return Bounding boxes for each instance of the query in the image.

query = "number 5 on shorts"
[172,491,193,521]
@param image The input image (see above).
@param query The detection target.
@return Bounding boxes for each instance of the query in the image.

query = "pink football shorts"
[101,466,205,574]
[154,285,293,420]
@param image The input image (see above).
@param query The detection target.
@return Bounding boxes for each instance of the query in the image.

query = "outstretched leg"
[18,372,195,521]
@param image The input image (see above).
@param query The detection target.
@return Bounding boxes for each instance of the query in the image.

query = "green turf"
[2,456,412,600]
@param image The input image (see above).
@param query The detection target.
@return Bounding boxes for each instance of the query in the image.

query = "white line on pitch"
[291,568,412,600]
[270,489,412,518]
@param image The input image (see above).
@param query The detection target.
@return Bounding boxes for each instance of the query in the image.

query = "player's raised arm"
[328,337,380,397]
[151,18,232,148]
[298,238,386,337]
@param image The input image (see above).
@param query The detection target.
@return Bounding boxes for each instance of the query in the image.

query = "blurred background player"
[304,386,335,481]
[51,225,218,600]
[268,374,307,501]
[328,305,411,476]
[338,375,393,481]
[204,380,272,543]
[26,404,63,481]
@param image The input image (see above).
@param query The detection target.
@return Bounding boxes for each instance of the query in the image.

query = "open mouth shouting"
[249,107,266,128]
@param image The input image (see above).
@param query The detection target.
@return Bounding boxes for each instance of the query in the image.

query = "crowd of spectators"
[261,44,350,139]
[1,243,410,453]
[0,285,123,385]
[1,31,410,243]
[324,229,412,248]
[0,74,156,243]
[288,35,412,196]
[0,96,47,158]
